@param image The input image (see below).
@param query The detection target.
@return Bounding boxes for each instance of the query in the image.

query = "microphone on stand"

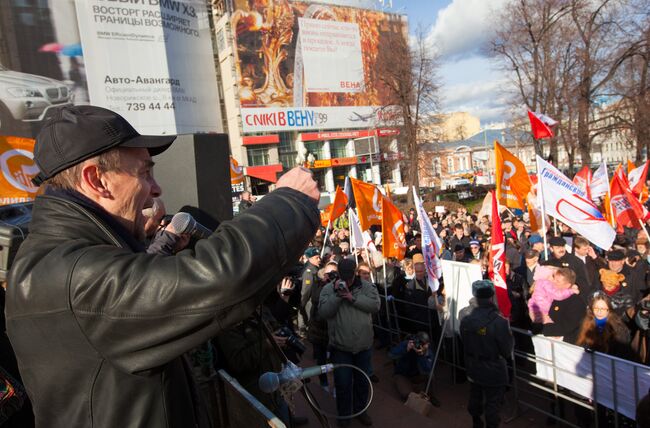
[259,362,335,393]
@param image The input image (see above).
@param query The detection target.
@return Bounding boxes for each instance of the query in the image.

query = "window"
[216,29,226,52]
[278,132,297,168]
[447,157,453,172]
[304,141,326,159]
[330,140,349,158]
[247,146,270,166]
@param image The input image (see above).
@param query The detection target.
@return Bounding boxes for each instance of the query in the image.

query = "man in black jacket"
[460,280,514,428]
[538,269,586,344]
[5,106,320,428]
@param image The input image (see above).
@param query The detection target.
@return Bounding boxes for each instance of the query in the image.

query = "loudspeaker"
[154,134,233,227]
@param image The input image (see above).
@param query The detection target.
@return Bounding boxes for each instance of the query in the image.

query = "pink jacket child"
[528,265,578,323]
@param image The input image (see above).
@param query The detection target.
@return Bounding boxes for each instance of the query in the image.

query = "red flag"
[328,186,348,222]
[489,191,511,318]
[572,166,593,200]
[527,111,557,140]
[610,173,649,231]
[628,161,649,198]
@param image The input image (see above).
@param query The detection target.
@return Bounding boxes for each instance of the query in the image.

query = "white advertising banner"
[241,106,400,133]
[298,18,364,93]
[441,260,482,334]
[75,0,221,135]
[532,335,650,420]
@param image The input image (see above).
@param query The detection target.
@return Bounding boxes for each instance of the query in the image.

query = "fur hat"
[472,279,495,298]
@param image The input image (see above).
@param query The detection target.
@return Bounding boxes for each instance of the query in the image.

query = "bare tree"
[569,0,641,166]
[376,26,440,205]
[493,0,642,170]
[492,0,572,162]
[608,7,650,163]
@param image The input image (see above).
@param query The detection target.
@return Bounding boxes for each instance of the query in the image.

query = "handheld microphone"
[169,212,212,240]
[259,362,335,393]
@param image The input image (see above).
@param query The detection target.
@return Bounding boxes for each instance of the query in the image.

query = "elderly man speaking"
[5,106,320,428]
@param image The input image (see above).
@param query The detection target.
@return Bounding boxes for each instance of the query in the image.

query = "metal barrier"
[373,293,646,427]
[200,369,286,428]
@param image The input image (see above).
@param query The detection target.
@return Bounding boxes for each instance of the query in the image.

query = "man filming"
[319,258,380,427]
[5,105,320,428]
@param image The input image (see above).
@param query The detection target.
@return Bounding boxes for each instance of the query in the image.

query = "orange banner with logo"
[230,156,244,185]
[321,205,331,227]
[0,136,41,205]
[381,196,406,260]
[495,142,531,210]
[350,177,382,230]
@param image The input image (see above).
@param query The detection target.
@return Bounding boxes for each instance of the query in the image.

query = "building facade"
[211,0,404,195]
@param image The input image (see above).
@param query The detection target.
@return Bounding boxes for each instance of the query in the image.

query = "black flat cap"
[607,250,625,261]
[33,105,176,185]
[548,236,566,247]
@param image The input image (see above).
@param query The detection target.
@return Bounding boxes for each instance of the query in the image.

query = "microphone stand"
[258,310,330,428]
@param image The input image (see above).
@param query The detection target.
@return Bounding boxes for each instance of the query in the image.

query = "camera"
[276,326,306,355]
[333,280,348,293]
[325,270,340,283]
[407,333,428,352]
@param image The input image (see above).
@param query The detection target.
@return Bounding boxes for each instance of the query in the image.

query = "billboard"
[231,0,407,133]
[0,0,221,139]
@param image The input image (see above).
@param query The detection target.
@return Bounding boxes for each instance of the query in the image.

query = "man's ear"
[80,163,112,199]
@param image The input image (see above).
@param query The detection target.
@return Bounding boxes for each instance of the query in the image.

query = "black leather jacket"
[5,188,318,428]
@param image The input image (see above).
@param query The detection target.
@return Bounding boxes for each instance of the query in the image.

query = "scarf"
[595,317,608,334]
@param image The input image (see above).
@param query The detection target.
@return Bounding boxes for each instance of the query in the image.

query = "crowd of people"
[289,202,650,427]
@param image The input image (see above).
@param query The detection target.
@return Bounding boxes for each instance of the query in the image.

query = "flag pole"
[536,157,549,260]
[349,208,360,266]
[320,218,332,258]
[382,257,392,343]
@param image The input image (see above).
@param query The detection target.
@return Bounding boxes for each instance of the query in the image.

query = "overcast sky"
[387,0,512,126]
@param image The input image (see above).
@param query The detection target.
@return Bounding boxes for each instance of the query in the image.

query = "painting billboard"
[231,0,407,133]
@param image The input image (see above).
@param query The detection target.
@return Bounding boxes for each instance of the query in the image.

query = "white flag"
[537,156,615,250]
[412,187,443,292]
[590,161,609,200]
[348,208,364,249]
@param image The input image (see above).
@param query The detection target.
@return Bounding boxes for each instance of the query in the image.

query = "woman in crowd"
[576,293,633,359]
[576,293,636,427]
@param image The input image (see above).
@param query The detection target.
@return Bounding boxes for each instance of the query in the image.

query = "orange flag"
[350,177,382,230]
[628,160,636,174]
[0,136,41,204]
[381,196,406,260]
[328,186,348,222]
[320,205,332,227]
[495,141,531,210]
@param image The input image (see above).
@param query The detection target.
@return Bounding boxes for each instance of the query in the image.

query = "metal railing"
[372,293,646,427]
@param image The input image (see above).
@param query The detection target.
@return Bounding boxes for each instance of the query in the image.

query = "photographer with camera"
[319,258,380,427]
[387,331,441,407]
